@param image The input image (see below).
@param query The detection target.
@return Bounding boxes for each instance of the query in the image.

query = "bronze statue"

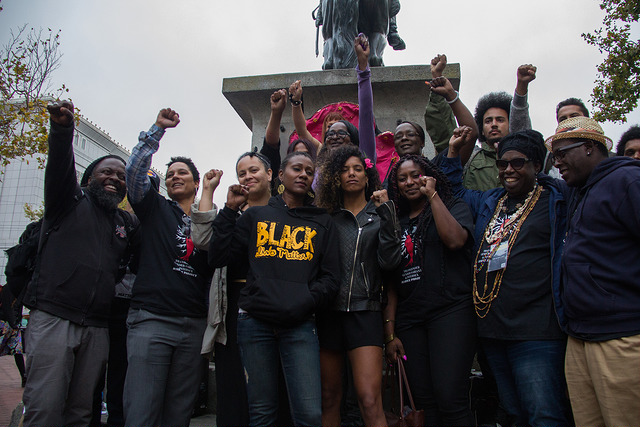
[315,0,405,70]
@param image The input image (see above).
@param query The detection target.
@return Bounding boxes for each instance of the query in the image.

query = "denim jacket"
[440,156,568,330]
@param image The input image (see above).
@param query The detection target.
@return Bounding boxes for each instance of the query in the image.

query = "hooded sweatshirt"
[209,196,340,327]
[561,156,640,340]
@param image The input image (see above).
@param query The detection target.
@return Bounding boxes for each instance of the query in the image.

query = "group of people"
[8,33,640,427]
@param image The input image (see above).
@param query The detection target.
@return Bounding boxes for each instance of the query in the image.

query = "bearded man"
[22,101,138,427]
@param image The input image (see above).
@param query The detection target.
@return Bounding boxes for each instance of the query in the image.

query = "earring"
[587,151,592,156]
[278,184,284,194]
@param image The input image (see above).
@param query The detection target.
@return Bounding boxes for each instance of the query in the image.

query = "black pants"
[398,305,477,426]
[215,280,249,426]
[91,298,129,427]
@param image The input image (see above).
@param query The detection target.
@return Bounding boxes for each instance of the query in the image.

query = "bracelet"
[429,190,438,201]
[446,90,459,104]
[288,93,301,106]
[384,319,395,324]
[385,334,395,344]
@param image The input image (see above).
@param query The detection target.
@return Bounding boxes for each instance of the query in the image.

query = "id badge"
[487,241,509,272]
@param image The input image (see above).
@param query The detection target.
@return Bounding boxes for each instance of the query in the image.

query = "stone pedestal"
[222,64,460,159]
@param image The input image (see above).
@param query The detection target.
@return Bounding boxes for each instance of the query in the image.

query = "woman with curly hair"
[383,154,476,426]
[315,145,402,426]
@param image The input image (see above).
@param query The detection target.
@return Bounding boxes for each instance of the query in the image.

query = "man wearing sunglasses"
[545,116,640,427]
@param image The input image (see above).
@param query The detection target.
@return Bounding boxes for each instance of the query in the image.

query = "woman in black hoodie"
[209,151,339,427]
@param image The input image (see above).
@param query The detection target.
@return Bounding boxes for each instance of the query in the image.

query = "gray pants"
[123,308,207,427]
[22,309,109,427]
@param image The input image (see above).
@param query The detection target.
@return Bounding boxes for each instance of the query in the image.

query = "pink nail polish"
[403,355,407,361]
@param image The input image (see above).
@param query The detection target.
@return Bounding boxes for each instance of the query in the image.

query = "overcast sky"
[1,0,638,206]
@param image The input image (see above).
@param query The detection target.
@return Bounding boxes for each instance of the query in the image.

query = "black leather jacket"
[330,200,402,311]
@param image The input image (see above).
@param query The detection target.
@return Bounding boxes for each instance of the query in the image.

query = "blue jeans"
[482,338,572,427]
[237,313,321,427]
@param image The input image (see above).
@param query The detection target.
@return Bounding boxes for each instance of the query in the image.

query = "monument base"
[223,64,460,160]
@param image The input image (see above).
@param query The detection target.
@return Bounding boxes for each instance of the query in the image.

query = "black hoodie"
[562,156,640,340]
[209,196,340,327]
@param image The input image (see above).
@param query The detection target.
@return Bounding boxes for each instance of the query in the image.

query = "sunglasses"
[325,130,349,138]
[496,158,532,171]
[551,141,587,163]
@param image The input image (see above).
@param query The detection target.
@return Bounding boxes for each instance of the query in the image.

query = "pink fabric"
[375,131,398,180]
[289,101,399,181]
[288,102,360,144]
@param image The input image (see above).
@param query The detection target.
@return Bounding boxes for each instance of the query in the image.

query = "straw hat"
[544,116,612,151]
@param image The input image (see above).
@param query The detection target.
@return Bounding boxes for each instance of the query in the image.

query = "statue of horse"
[315,0,405,70]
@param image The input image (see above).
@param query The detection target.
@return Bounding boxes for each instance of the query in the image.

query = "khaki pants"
[565,334,640,427]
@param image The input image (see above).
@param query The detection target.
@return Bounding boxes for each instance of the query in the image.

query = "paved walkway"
[0,355,24,427]
[0,355,217,427]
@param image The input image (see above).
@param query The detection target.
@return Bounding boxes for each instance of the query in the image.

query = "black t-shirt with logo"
[395,198,474,332]
[130,190,212,317]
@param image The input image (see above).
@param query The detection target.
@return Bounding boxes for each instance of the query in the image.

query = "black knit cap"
[80,155,126,187]
[498,129,546,166]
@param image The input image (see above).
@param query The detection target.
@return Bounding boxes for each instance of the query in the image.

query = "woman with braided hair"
[383,154,476,426]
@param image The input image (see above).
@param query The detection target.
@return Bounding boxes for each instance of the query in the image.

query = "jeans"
[237,313,322,427]
[482,338,572,427]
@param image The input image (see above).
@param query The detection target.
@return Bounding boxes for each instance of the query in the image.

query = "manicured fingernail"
[403,355,407,361]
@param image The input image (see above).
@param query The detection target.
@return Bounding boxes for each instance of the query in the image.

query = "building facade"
[0,116,166,285]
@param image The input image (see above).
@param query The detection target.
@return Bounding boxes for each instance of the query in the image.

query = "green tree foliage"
[0,24,69,168]
[23,202,44,221]
[582,1,640,123]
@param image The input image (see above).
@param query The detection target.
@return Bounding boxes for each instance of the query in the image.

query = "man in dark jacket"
[546,116,640,427]
[22,101,137,427]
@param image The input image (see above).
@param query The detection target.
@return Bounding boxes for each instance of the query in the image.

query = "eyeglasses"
[551,141,587,163]
[325,130,349,138]
[495,158,532,171]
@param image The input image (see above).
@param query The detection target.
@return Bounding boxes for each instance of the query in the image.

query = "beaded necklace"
[473,184,543,318]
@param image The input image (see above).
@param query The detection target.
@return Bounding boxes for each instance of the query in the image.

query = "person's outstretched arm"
[43,100,79,221]
[265,89,287,148]
[126,108,180,204]
[289,80,322,151]
[428,75,478,164]
[355,33,376,161]
[510,64,536,133]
